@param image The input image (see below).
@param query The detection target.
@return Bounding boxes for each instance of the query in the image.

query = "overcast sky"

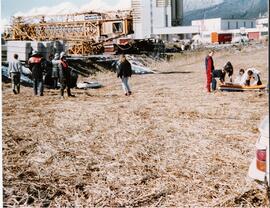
[1,0,131,19]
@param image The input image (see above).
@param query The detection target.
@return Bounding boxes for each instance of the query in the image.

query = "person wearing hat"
[28,50,46,96]
[59,52,74,98]
[51,53,60,89]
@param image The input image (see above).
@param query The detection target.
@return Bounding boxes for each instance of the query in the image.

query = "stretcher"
[218,83,266,92]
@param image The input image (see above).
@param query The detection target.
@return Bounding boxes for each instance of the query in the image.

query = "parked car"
[248,115,269,186]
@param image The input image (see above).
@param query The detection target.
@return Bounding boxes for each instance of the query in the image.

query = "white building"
[131,0,199,40]
[192,18,256,33]
[256,16,268,28]
[192,17,268,43]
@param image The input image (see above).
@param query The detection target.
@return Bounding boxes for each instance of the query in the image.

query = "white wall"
[132,0,185,39]
[192,18,222,32]
[153,5,172,28]
[132,0,152,39]
[192,18,256,33]
[256,17,268,28]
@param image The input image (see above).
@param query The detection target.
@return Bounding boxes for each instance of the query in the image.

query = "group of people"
[8,51,75,98]
[205,50,262,92]
[8,52,133,97]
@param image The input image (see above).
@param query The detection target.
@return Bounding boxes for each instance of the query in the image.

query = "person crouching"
[117,54,132,96]
[245,69,262,86]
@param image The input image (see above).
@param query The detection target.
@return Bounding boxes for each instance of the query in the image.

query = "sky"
[1,0,131,31]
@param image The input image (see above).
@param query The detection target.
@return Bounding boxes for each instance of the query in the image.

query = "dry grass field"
[2,44,269,207]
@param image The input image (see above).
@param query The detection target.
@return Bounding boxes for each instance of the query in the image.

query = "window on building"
[251,21,254,28]
[244,21,246,27]
[113,22,123,33]
[228,21,230,29]
[157,0,169,7]
[165,14,168,27]
[236,21,239,29]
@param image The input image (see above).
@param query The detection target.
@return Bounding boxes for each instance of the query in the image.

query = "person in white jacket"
[234,68,262,86]
[246,68,262,86]
[234,69,245,85]
[241,68,262,86]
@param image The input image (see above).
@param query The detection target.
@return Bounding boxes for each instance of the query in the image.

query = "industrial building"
[131,0,199,40]
[192,18,256,32]
[192,17,268,43]
[256,16,268,29]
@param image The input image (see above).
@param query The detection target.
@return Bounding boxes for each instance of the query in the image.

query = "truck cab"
[248,115,269,186]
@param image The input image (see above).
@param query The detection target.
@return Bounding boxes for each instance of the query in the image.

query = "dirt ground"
[2,44,269,207]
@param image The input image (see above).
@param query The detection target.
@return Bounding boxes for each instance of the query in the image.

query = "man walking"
[8,54,22,94]
[117,54,132,96]
[205,50,215,93]
[28,50,46,96]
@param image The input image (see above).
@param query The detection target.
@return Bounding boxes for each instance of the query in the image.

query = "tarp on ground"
[126,56,155,74]
[130,63,154,74]
[76,82,102,89]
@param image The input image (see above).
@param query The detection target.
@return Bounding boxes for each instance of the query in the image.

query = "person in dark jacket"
[52,53,60,89]
[117,54,132,96]
[44,54,53,87]
[28,50,46,96]
[59,52,75,98]
[205,50,214,92]
[223,61,233,82]
[212,61,234,90]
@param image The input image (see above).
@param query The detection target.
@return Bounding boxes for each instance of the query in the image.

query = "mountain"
[183,0,268,25]
[183,0,224,12]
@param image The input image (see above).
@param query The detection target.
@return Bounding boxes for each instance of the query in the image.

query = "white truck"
[248,115,269,186]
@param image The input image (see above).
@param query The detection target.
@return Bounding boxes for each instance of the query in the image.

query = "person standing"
[51,53,60,89]
[28,51,46,96]
[117,54,132,96]
[59,52,74,98]
[44,54,53,87]
[205,50,215,93]
[8,54,22,94]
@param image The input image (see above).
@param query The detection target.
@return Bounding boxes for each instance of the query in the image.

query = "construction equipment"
[3,10,133,55]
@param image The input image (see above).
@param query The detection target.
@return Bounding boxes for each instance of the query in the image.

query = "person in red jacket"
[28,51,46,96]
[205,50,215,92]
